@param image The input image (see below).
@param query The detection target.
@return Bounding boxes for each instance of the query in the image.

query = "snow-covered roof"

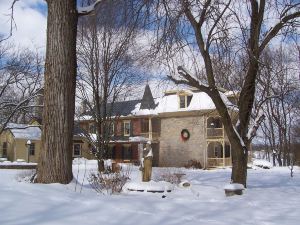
[6,123,41,141]
[132,90,235,116]
[78,88,236,120]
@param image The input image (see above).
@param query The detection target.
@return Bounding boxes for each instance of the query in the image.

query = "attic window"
[179,95,192,108]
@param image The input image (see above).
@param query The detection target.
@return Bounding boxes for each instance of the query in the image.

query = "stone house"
[76,85,238,168]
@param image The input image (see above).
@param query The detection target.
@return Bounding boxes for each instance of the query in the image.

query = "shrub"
[88,164,131,195]
[154,168,185,184]
[15,169,36,183]
[184,160,202,169]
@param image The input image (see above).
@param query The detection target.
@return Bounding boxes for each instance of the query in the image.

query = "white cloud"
[0,0,47,50]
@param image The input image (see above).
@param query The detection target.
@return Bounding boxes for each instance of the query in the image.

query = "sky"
[0,0,47,50]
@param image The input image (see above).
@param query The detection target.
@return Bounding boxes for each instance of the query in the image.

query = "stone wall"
[159,115,206,167]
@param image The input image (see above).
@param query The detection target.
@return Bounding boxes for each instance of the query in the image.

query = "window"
[73,144,81,157]
[107,145,116,159]
[141,119,149,133]
[123,145,132,160]
[29,143,35,156]
[109,122,114,136]
[2,142,7,157]
[214,143,223,158]
[123,121,131,136]
[207,117,222,128]
[89,123,96,133]
[179,95,192,108]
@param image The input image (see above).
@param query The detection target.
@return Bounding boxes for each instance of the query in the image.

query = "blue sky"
[0,0,47,49]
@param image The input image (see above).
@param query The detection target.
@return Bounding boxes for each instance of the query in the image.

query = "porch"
[207,141,231,168]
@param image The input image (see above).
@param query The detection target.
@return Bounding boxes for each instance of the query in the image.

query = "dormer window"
[179,95,192,108]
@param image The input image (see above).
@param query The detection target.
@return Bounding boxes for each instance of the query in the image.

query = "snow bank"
[124,180,174,192]
[1,164,300,225]
[224,183,245,191]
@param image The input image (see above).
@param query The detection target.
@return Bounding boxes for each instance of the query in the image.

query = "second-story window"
[141,118,149,133]
[109,122,114,136]
[124,121,131,136]
[179,95,192,108]
[89,123,96,133]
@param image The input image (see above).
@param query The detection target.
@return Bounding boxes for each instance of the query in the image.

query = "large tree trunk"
[36,0,78,184]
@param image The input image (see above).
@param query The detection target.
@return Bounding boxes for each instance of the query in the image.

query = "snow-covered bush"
[88,165,131,195]
[252,159,273,169]
[184,160,202,169]
[154,168,185,184]
[15,169,36,183]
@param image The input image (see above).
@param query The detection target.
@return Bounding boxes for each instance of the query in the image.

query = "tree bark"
[36,0,78,184]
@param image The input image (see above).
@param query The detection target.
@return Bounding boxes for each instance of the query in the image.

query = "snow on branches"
[77,0,103,16]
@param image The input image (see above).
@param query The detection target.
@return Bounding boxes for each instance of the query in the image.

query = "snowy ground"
[0,160,300,225]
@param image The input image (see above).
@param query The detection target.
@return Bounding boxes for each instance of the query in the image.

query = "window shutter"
[130,145,133,160]
[130,121,133,136]
[121,122,124,136]
[121,145,124,160]
[112,146,116,159]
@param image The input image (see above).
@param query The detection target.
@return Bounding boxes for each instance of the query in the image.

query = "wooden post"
[149,117,152,140]
[222,140,225,167]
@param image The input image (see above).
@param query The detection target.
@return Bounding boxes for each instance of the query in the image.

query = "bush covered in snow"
[184,160,202,169]
[252,159,273,169]
[88,165,131,195]
[154,168,186,184]
[15,169,36,183]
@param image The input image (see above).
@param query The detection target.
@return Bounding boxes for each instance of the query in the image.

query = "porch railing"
[207,157,231,167]
[140,132,160,140]
[206,128,223,138]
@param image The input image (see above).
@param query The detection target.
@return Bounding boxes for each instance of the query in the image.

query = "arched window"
[207,142,223,158]
[207,117,222,128]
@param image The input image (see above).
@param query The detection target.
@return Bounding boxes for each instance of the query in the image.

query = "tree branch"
[77,0,104,16]
[259,11,300,53]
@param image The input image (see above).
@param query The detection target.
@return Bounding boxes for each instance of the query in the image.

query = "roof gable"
[140,84,156,110]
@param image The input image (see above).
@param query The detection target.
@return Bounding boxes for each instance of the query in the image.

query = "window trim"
[178,94,192,109]
[109,122,115,136]
[123,121,131,136]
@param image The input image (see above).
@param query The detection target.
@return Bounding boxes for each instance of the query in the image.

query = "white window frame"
[178,94,192,109]
[123,121,131,136]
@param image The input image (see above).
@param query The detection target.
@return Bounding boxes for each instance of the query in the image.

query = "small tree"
[76,0,145,171]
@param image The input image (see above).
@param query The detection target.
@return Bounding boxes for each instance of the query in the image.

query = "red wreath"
[181,129,190,141]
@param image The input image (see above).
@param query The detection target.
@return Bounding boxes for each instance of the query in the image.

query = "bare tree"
[76,0,144,171]
[149,0,300,186]
[0,39,43,134]
[257,47,300,167]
